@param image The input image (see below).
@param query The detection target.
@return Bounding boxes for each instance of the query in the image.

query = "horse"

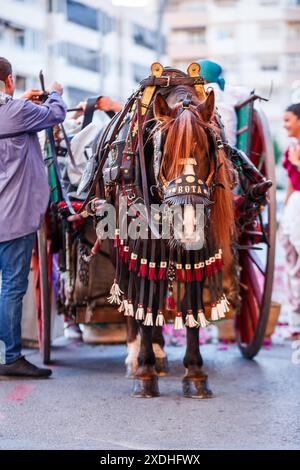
[82,63,236,398]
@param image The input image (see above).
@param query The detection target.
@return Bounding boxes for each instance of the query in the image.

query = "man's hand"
[96,96,122,113]
[72,101,87,119]
[20,89,44,103]
[48,82,64,95]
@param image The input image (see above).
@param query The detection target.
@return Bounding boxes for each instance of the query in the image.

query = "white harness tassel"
[174,313,184,330]
[135,305,145,321]
[210,304,219,321]
[143,309,154,326]
[155,311,165,326]
[197,309,210,328]
[185,312,199,328]
[107,279,124,305]
[217,301,226,319]
[124,301,134,317]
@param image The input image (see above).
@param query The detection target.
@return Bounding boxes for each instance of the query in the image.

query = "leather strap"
[136,97,160,239]
[82,96,116,130]
[140,75,204,89]
[47,128,75,215]
[60,123,76,166]
[79,91,139,212]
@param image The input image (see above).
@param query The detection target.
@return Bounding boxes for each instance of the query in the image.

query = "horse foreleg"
[125,316,140,378]
[132,324,159,398]
[183,326,213,399]
[152,325,169,376]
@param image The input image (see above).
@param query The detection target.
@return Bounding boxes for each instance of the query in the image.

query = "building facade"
[0,0,160,105]
[165,0,300,145]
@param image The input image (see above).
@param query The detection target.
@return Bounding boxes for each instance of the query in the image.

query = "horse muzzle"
[163,175,212,250]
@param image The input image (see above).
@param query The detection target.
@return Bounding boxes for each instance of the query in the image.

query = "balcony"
[167,41,208,61]
[165,10,208,30]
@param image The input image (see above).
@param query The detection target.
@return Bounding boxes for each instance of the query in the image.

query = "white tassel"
[185,312,199,328]
[107,279,124,305]
[124,301,134,317]
[143,309,153,326]
[210,304,219,321]
[197,310,210,328]
[174,313,184,330]
[155,311,165,326]
[221,298,229,313]
[217,301,225,319]
[118,299,126,313]
[135,305,145,321]
[223,294,230,306]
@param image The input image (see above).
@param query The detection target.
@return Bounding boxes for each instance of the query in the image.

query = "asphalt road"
[0,338,299,450]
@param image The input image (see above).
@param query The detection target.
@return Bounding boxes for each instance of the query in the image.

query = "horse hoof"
[182,375,213,399]
[155,356,170,377]
[132,376,160,398]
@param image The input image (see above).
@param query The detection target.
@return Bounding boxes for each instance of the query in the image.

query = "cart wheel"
[33,221,52,364]
[235,108,276,359]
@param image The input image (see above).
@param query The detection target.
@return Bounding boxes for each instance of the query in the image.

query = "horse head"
[152,84,234,253]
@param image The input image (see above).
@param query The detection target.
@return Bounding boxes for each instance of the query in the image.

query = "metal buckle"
[161,76,171,87]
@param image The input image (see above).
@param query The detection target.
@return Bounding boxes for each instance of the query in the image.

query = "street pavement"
[0,336,299,450]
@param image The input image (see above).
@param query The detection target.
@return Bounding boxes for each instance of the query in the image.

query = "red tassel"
[114,229,120,248]
[123,246,129,264]
[148,262,157,280]
[119,243,124,260]
[138,258,148,277]
[193,263,203,282]
[215,250,224,270]
[129,253,138,272]
[185,263,192,282]
[176,263,184,282]
[205,259,212,277]
[158,261,167,280]
[200,262,205,279]
[211,257,218,275]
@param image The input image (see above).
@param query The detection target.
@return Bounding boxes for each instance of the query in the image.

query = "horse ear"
[154,93,172,120]
[197,89,215,122]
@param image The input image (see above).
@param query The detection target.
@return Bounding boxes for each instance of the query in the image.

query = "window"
[286,53,300,72]
[133,24,156,50]
[66,0,98,30]
[49,42,100,72]
[67,85,95,106]
[99,9,115,35]
[259,23,278,39]
[215,28,235,40]
[173,27,206,44]
[260,58,279,71]
[48,0,65,13]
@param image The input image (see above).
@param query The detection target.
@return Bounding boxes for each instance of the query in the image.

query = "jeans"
[0,233,35,364]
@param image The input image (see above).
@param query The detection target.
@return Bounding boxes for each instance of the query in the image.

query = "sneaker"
[0,357,52,379]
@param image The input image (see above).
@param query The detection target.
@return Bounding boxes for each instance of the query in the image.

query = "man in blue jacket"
[0,57,67,378]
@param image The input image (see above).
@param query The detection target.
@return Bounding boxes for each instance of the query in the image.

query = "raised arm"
[19,83,67,133]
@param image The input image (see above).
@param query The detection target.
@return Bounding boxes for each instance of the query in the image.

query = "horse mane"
[155,87,235,251]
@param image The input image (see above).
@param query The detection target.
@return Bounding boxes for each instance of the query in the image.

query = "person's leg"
[0,233,35,364]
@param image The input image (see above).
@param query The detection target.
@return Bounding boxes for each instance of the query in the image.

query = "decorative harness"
[82,62,231,328]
